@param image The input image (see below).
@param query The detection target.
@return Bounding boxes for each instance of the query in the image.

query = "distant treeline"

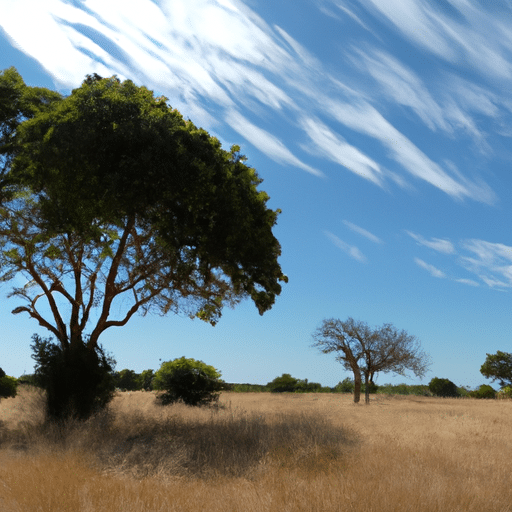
[11,372,508,399]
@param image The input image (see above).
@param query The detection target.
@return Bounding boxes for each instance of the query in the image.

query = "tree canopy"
[312,317,431,404]
[0,69,287,352]
[480,351,512,388]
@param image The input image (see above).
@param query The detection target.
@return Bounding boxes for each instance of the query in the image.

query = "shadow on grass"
[0,388,359,481]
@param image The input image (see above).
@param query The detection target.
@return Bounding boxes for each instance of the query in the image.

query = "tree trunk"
[364,370,370,404]
[353,370,362,403]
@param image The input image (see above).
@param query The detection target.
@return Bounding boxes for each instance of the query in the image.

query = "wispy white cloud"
[362,0,512,80]
[301,117,383,185]
[414,258,446,278]
[321,97,497,203]
[459,239,512,288]
[409,235,512,289]
[0,0,504,204]
[330,0,372,30]
[406,231,456,254]
[348,47,449,132]
[454,278,479,287]
[343,220,383,244]
[226,110,323,177]
[325,231,367,262]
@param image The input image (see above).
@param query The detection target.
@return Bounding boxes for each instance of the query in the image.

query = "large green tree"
[480,351,512,388]
[0,69,287,421]
[312,318,430,404]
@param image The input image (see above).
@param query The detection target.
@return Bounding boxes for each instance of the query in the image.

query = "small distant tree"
[153,356,225,406]
[137,369,154,391]
[334,377,355,393]
[428,377,458,397]
[0,368,17,399]
[114,369,139,391]
[312,318,431,404]
[295,378,322,392]
[469,384,496,399]
[266,373,299,392]
[480,351,512,388]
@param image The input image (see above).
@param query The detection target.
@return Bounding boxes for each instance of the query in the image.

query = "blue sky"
[1,0,512,390]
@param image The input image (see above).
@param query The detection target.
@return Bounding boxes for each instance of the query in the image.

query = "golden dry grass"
[0,385,511,511]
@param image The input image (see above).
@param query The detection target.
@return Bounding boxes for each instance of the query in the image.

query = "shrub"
[469,384,496,399]
[295,379,323,392]
[154,356,225,406]
[231,383,269,392]
[0,373,17,399]
[137,369,155,391]
[114,369,140,391]
[428,377,459,397]
[497,386,512,399]
[17,373,44,388]
[266,373,300,393]
[30,333,117,423]
[333,377,355,393]
[362,381,379,394]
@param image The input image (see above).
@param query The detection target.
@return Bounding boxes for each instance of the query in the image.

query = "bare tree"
[312,318,431,404]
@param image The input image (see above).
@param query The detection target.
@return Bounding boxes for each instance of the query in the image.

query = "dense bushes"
[153,357,225,406]
[429,377,459,397]
[30,333,117,422]
[497,386,512,399]
[469,384,496,399]
[266,374,331,393]
[0,368,17,399]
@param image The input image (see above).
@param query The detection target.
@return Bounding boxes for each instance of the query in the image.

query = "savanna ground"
[0,386,510,511]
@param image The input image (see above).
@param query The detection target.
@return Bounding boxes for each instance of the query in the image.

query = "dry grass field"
[0,385,511,511]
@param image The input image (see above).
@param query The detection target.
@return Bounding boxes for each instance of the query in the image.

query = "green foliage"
[266,373,300,393]
[334,377,355,393]
[480,351,512,388]
[497,386,512,399]
[230,383,269,392]
[469,384,496,399]
[0,372,17,399]
[30,333,117,422]
[293,379,324,393]
[428,377,459,398]
[16,373,44,388]
[362,381,379,394]
[137,369,155,391]
[0,66,62,184]
[154,357,225,406]
[8,72,287,325]
[456,386,472,398]
[114,369,139,391]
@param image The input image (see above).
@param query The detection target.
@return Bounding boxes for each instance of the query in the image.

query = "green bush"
[154,356,225,406]
[362,381,379,394]
[230,383,269,392]
[0,372,17,399]
[333,377,354,393]
[17,373,44,388]
[469,384,496,399]
[114,369,140,391]
[30,333,117,423]
[497,386,512,399]
[137,369,155,391]
[428,377,459,397]
[266,373,300,393]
